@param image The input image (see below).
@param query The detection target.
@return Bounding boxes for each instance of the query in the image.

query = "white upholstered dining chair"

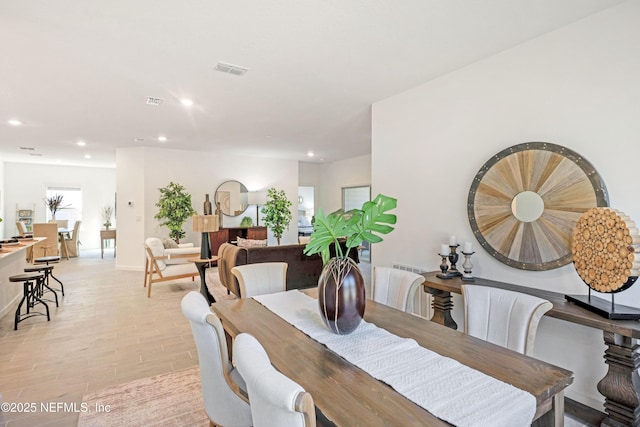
[371,267,425,313]
[461,285,552,356]
[231,262,288,298]
[181,291,253,427]
[233,333,315,427]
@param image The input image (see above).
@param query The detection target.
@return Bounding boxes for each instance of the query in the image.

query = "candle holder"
[436,254,450,279]
[461,251,475,282]
[448,244,462,277]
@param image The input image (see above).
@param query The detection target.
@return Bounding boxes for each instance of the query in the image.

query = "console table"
[422,271,640,427]
[100,229,116,259]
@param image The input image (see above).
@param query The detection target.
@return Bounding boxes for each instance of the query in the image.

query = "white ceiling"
[0,0,625,168]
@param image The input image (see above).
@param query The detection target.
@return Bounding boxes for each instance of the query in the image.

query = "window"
[46,187,82,228]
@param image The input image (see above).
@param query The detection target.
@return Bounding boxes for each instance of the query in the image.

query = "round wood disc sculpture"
[468,142,609,270]
[572,207,640,293]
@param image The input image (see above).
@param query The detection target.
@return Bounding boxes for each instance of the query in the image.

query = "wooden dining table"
[212,288,574,426]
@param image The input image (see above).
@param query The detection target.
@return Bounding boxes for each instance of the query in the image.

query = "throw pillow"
[236,237,268,248]
[162,238,179,249]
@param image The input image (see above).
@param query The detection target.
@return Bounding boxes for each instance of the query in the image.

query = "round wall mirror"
[468,142,609,271]
[511,191,544,223]
[215,180,249,217]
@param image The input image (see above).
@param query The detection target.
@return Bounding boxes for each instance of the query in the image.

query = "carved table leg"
[597,331,640,427]
[425,287,457,330]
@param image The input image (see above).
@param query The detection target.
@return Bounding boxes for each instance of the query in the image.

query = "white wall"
[0,160,5,239]
[2,162,116,248]
[319,154,372,214]
[372,1,640,410]
[116,146,299,270]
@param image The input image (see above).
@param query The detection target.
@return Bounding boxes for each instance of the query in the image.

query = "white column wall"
[0,160,5,240]
[372,1,640,409]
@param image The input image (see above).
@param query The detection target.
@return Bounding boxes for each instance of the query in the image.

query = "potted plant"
[154,182,196,243]
[101,206,114,229]
[44,194,70,220]
[240,216,253,227]
[260,188,292,245]
[303,193,397,334]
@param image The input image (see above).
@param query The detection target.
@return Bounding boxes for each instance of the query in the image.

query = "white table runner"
[253,290,536,427]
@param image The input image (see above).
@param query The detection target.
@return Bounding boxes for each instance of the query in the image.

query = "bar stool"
[33,255,64,296]
[9,272,49,330]
[24,265,59,307]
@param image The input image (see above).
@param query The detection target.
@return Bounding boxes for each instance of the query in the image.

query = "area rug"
[77,366,208,427]
[206,267,238,302]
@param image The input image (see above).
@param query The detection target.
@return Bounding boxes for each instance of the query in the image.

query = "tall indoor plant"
[154,182,196,243]
[304,193,397,334]
[260,188,292,245]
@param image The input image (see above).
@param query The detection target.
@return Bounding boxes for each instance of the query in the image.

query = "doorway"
[297,186,315,237]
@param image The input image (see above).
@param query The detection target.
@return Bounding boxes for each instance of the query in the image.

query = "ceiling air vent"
[215,62,249,76]
[146,97,164,106]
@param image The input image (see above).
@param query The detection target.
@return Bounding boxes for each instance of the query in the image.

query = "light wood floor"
[0,249,203,426]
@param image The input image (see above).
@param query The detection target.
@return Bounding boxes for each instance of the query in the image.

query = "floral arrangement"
[101,206,114,228]
[44,194,69,217]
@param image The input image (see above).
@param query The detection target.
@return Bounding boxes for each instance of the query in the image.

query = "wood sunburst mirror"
[468,142,609,271]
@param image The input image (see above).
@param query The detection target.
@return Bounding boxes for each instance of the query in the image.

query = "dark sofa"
[217,242,359,297]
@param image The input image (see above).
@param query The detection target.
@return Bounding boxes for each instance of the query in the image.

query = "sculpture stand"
[565,289,640,320]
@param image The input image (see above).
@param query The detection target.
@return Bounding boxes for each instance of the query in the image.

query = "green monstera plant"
[303,193,397,264]
[154,182,196,243]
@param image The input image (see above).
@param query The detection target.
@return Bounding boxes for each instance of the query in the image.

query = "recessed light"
[307,151,314,157]
[84,154,91,159]
[8,119,22,126]
[180,98,194,107]
[158,136,167,142]
[77,140,86,147]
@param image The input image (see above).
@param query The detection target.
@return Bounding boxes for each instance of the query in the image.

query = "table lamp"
[192,214,220,259]
[247,191,267,226]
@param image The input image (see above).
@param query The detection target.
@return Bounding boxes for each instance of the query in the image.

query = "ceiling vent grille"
[146,97,164,106]
[215,62,249,76]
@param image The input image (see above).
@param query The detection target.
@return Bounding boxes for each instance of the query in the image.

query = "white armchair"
[143,237,200,297]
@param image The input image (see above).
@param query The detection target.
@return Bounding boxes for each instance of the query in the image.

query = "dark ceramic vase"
[318,257,365,334]
[203,194,213,215]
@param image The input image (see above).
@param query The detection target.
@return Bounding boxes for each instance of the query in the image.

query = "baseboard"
[0,292,23,323]
[566,397,606,426]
